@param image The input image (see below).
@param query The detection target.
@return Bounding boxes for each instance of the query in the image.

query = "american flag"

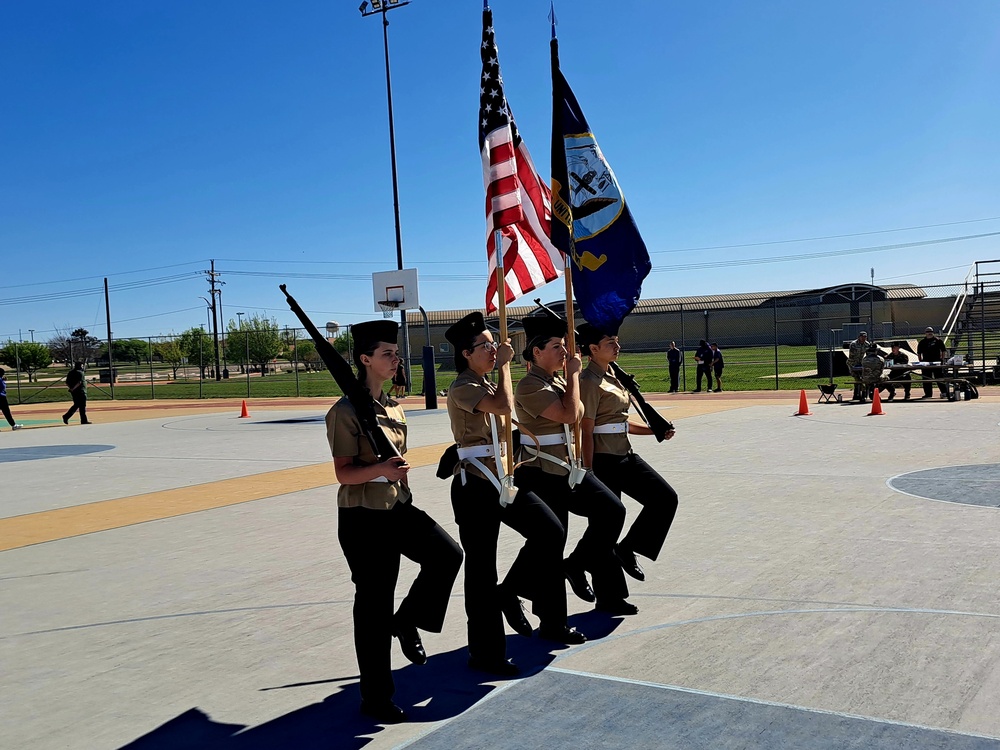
[480,4,562,313]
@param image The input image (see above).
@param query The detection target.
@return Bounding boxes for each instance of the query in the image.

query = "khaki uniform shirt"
[580,360,632,456]
[514,370,572,476]
[325,390,411,510]
[447,368,504,482]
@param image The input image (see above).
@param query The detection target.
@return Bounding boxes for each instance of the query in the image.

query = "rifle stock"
[280,284,399,462]
[531,298,675,442]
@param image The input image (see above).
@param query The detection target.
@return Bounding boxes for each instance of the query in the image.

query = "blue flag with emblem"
[549,16,651,335]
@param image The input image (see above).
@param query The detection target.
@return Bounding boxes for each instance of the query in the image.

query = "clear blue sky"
[2,1,999,342]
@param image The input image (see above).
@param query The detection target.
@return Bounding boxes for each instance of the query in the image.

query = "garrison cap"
[522,314,567,349]
[577,322,610,351]
[352,320,399,353]
[445,312,488,350]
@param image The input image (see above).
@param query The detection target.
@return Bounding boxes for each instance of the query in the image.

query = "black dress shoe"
[360,700,408,724]
[500,593,532,638]
[538,625,587,645]
[392,618,427,665]
[595,598,639,616]
[62,415,69,425]
[564,561,595,603]
[468,656,520,677]
[613,544,645,581]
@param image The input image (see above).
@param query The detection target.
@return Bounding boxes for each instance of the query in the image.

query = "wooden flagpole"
[564,237,582,460]
[494,228,515,474]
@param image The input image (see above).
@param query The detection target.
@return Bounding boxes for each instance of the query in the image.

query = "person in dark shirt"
[666,341,682,393]
[710,343,724,392]
[916,327,948,399]
[884,344,911,401]
[692,340,713,393]
[63,362,90,425]
[0,369,24,430]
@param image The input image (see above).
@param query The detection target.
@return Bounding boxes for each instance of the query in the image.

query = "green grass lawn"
[8,345,835,405]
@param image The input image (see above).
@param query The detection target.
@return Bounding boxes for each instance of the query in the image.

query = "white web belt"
[458,414,516,506]
[593,422,628,434]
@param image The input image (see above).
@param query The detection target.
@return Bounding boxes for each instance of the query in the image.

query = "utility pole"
[207,260,222,381]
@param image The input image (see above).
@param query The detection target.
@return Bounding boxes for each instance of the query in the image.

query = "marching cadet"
[513,314,634,620]
[445,312,571,673]
[326,320,462,724]
[577,324,679,586]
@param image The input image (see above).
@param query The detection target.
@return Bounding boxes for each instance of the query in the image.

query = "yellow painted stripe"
[0,443,450,552]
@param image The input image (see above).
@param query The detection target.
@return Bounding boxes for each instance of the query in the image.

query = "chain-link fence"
[4,279,997,404]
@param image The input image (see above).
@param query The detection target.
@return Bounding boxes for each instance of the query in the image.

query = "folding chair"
[817,383,840,403]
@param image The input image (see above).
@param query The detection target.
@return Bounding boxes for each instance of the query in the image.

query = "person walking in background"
[666,341,682,393]
[710,343,725,392]
[63,362,90,425]
[390,361,407,398]
[0,369,24,431]
[692,339,713,393]
[916,326,948,399]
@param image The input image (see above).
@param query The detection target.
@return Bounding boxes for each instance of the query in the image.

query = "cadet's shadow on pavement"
[118,613,621,750]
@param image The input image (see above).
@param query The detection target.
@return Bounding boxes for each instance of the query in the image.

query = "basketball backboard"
[372,268,419,313]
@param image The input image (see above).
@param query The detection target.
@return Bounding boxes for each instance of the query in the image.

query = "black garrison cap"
[522,314,567,348]
[445,312,488,351]
[352,320,399,353]
[576,322,611,351]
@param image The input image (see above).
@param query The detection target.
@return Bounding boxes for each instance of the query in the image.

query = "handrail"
[941,263,977,347]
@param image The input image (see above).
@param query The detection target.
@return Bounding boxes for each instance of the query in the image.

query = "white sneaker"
[12,424,23,430]
[707,389,713,393]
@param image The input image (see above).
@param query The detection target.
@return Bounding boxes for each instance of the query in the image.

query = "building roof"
[406,284,927,324]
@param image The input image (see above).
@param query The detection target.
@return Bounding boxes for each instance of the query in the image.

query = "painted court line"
[0,442,449,552]
[545,666,1000,742]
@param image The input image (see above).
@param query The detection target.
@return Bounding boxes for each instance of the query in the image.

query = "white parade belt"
[517,425,586,488]
[458,415,518,507]
[518,432,567,446]
[593,422,628,434]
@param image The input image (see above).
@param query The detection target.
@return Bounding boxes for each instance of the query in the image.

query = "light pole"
[359,0,412,388]
[28,329,34,342]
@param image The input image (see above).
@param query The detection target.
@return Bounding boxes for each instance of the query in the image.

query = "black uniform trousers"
[338,500,463,705]
[886,371,911,399]
[668,362,680,393]
[64,391,89,423]
[0,396,15,427]
[592,452,678,561]
[920,367,945,398]
[514,466,628,604]
[695,363,713,391]
[451,472,565,663]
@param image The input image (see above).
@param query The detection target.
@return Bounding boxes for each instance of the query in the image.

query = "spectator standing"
[710,343,724,392]
[0,368,24,430]
[916,327,948,399]
[391,361,407,398]
[692,339,713,393]
[848,332,869,402]
[884,344,911,401]
[666,341,682,393]
[63,362,90,425]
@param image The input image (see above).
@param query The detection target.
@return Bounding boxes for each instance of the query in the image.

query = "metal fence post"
[679,304,686,391]
[293,329,300,397]
[14,340,21,404]
[148,337,155,399]
[773,297,779,390]
[199,333,204,399]
[246,331,251,398]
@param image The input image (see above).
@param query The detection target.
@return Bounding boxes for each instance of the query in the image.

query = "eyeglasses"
[469,340,498,352]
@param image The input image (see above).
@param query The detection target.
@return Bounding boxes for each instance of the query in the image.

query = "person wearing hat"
[326,319,463,724]
[444,312,571,673]
[692,339,713,393]
[577,323,678,599]
[514,314,631,623]
[884,343,912,401]
[848,332,869,402]
[916,327,948,399]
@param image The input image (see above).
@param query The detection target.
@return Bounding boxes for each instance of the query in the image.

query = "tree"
[101,338,150,365]
[177,327,209,379]
[228,314,282,376]
[293,339,320,371]
[48,327,101,364]
[154,339,185,379]
[333,332,353,356]
[0,341,52,383]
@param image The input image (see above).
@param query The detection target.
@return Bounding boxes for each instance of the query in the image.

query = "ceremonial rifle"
[280,284,400,462]
[532,299,675,442]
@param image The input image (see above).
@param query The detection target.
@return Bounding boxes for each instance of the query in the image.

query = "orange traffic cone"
[868,388,885,416]
[794,389,812,416]
[239,399,250,418]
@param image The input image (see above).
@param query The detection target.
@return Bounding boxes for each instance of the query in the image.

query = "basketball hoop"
[377,300,401,319]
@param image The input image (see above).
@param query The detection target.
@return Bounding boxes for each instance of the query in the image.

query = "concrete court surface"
[1,391,999,749]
